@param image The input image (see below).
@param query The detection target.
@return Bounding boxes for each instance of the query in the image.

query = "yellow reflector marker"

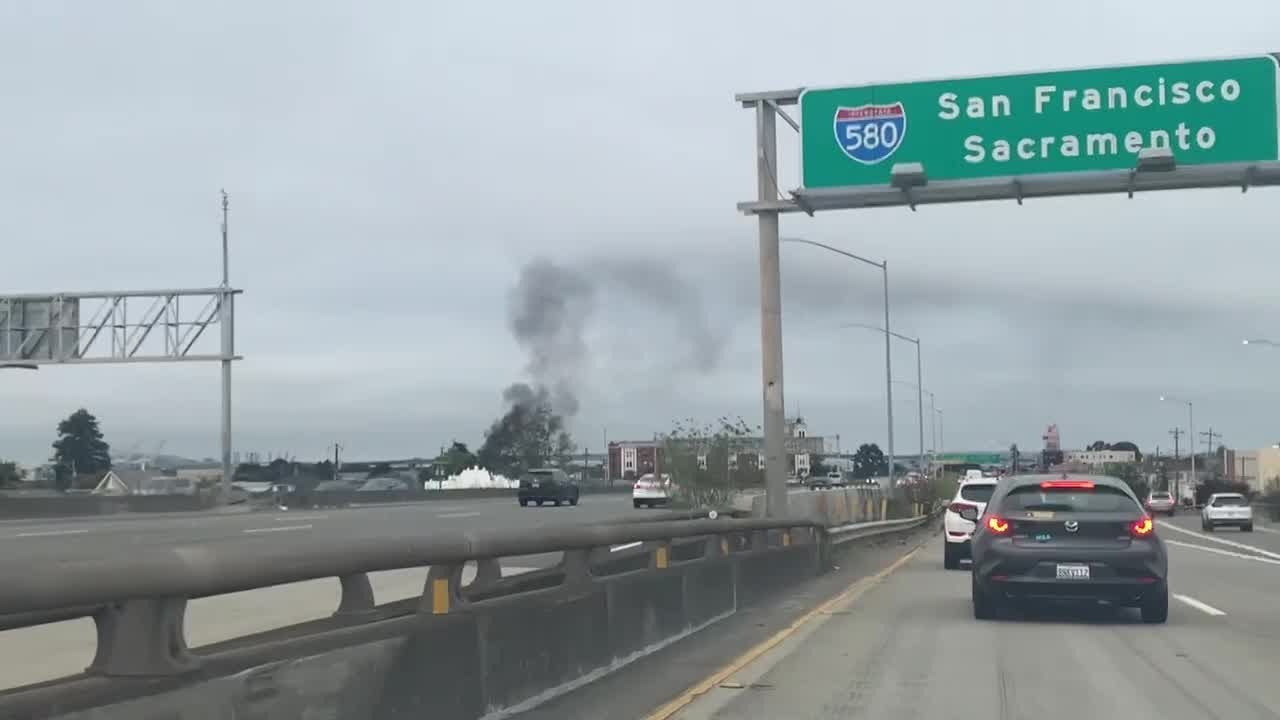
[431,578,450,614]
[655,545,669,569]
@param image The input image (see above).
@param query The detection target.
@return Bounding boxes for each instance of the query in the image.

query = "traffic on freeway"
[600,500,1280,720]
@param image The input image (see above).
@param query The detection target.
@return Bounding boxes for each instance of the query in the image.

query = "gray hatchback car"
[961,474,1168,623]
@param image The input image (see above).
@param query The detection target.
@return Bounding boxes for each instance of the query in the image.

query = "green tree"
[1102,462,1146,499]
[477,397,576,477]
[1109,441,1142,462]
[852,443,886,479]
[0,460,24,487]
[659,416,759,508]
[438,441,479,476]
[52,408,111,482]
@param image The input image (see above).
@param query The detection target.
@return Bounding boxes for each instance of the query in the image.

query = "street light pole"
[913,338,923,475]
[844,323,923,479]
[783,238,896,490]
[880,262,895,489]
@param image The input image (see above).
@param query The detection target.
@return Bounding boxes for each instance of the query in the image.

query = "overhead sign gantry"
[739,54,1280,516]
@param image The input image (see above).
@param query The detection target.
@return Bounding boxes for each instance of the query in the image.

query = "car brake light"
[1130,516,1154,537]
[948,501,975,515]
[985,515,1010,535]
[1041,480,1095,490]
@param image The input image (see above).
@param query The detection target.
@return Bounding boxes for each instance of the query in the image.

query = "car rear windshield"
[1001,484,1139,513]
[959,483,997,503]
[1212,495,1247,507]
[1150,492,1172,500]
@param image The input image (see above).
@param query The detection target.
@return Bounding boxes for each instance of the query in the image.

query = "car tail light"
[1041,480,1095,490]
[1130,516,1154,537]
[985,515,1010,535]
[948,501,975,515]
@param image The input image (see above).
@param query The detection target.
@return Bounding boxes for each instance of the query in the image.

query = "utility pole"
[332,443,342,481]
[1168,428,1182,460]
[219,190,234,505]
[1200,427,1221,455]
[1200,428,1222,477]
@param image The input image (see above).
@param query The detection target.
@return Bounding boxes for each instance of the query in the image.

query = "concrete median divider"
[0,512,929,720]
[0,494,219,520]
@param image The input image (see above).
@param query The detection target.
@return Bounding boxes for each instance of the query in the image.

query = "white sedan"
[1201,492,1253,532]
[633,473,673,508]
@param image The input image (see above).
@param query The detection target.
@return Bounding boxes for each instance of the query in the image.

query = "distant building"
[608,417,827,481]
[1226,446,1280,493]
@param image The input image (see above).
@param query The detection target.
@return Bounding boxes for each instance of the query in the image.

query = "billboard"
[0,297,81,363]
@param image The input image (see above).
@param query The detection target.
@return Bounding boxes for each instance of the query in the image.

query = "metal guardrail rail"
[0,507,938,719]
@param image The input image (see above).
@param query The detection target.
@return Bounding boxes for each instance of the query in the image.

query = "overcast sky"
[3,0,1280,465]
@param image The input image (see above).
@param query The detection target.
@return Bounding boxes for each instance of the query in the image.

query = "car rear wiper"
[1019,503,1074,511]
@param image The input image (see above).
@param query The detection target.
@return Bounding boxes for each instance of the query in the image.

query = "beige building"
[1226,447,1280,493]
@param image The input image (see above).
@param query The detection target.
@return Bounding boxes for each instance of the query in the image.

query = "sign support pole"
[219,190,234,505]
[755,101,788,519]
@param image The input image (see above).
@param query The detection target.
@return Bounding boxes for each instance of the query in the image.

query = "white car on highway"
[1201,492,1253,532]
[633,473,673,508]
[943,474,1000,569]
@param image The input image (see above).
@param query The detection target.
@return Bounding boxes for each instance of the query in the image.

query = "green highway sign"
[800,55,1280,189]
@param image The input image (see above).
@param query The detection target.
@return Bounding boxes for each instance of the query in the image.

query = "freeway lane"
[0,491,644,563]
[667,529,1280,720]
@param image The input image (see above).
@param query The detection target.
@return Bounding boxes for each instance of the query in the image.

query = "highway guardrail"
[0,509,933,719]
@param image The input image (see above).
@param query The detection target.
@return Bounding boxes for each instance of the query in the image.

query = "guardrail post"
[470,558,503,590]
[421,564,463,615]
[650,541,671,569]
[88,597,200,676]
[335,573,377,617]
[560,548,594,585]
[880,497,888,521]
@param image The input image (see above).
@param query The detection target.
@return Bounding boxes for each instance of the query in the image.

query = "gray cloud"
[5,0,1280,466]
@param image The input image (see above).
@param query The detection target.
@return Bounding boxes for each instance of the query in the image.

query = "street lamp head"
[1136,146,1176,172]
[890,162,927,189]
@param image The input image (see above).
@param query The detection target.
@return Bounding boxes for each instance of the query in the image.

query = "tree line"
[0,408,113,490]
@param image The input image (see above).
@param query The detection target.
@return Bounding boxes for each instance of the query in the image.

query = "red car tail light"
[1041,480,1095,490]
[1130,516,1154,538]
[985,515,1010,535]
[948,501,976,515]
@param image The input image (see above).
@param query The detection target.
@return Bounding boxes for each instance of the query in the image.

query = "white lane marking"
[10,528,91,539]
[610,541,643,553]
[1173,593,1227,616]
[1157,521,1280,561]
[242,524,313,534]
[275,514,328,521]
[1252,525,1280,535]
[1165,539,1280,566]
[436,511,482,519]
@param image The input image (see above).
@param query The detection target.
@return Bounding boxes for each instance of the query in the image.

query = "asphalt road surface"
[663,512,1280,720]
[0,492,647,690]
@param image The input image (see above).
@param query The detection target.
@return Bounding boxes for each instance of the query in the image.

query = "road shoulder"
[511,521,939,720]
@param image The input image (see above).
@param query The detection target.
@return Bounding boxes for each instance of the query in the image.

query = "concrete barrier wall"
[35,543,819,720]
[0,494,216,520]
[0,486,634,519]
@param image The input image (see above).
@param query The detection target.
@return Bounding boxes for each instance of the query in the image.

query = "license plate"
[1056,564,1090,580]
[531,482,540,488]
